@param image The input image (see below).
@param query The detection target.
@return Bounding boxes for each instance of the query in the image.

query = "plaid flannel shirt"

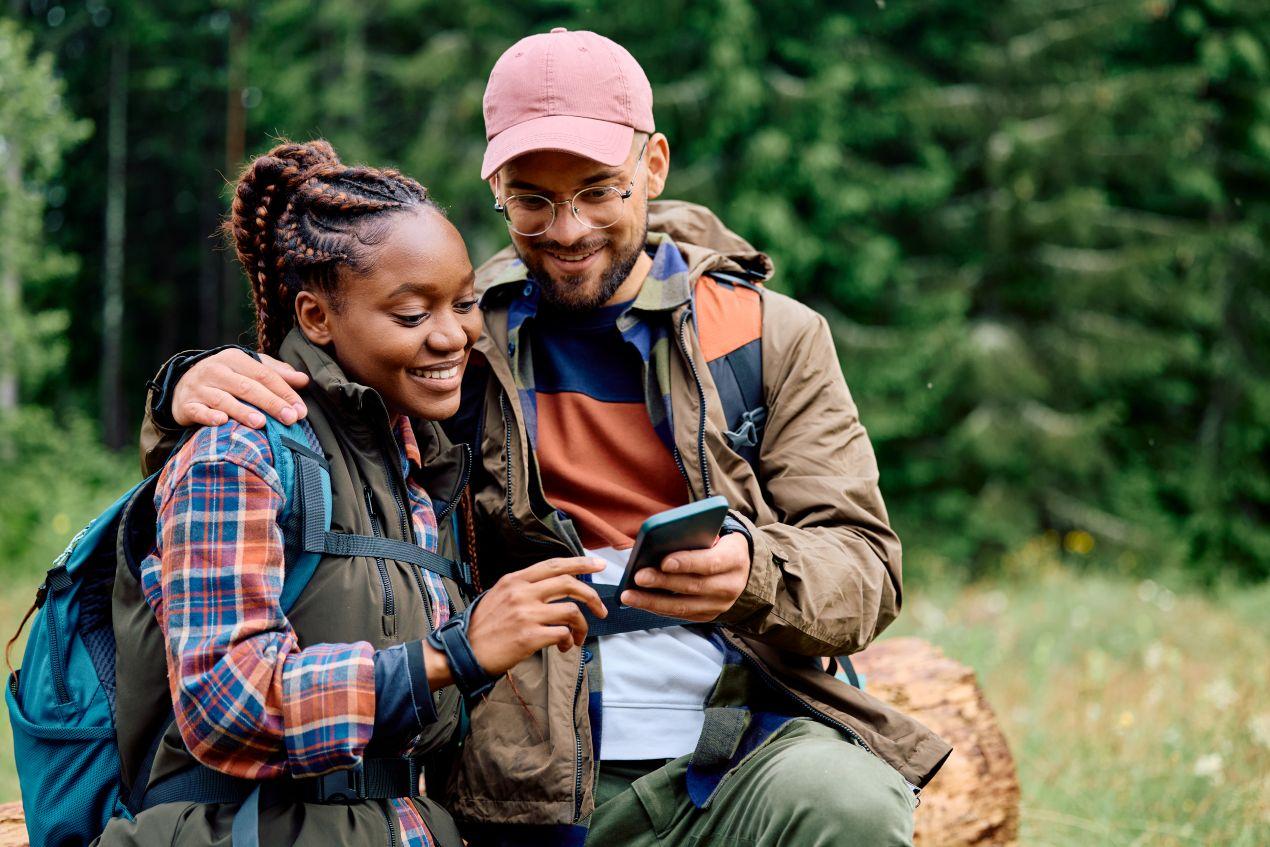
[140,415,449,846]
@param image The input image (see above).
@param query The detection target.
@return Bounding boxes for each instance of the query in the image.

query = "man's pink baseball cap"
[481,28,654,180]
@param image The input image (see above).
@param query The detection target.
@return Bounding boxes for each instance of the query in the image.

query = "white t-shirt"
[589,545,726,760]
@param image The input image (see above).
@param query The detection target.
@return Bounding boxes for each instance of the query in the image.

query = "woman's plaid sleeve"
[144,424,376,780]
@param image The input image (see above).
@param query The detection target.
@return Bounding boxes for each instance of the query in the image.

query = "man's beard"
[520,215,648,312]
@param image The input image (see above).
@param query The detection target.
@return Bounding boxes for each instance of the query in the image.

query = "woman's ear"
[294,290,335,346]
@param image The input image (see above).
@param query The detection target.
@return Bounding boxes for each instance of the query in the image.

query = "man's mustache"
[529,237,609,255]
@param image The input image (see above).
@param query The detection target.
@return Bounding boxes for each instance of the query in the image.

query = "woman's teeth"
[410,366,459,380]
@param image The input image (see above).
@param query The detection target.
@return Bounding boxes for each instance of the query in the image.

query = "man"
[143,28,949,845]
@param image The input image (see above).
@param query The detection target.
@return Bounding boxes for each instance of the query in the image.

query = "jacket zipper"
[498,384,587,818]
[734,644,875,757]
[571,653,587,821]
[676,309,713,498]
[362,486,397,630]
[498,390,523,531]
[379,799,399,847]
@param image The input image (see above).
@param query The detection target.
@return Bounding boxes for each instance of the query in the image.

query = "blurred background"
[1,1,1266,842]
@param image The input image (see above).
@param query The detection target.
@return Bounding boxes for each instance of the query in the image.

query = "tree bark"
[99,32,128,448]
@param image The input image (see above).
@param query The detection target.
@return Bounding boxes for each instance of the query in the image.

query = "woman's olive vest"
[109,330,469,844]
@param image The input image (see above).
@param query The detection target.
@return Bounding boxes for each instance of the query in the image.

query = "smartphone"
[616,495,731,602]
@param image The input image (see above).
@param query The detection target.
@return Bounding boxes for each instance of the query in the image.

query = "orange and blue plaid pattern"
[140,416,445,845]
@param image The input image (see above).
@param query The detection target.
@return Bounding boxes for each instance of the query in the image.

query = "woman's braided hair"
[227,139,438,355]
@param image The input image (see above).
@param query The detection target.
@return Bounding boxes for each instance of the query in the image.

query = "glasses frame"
[493,139,650,237]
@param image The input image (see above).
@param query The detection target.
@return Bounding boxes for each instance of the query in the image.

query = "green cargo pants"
[586,718,916,846]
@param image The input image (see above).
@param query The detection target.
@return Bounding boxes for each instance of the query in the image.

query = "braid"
[226,139,439,355]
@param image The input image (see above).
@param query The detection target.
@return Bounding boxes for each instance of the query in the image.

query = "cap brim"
[481,115,634,180]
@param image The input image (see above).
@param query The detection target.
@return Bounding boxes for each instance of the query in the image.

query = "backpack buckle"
[309,761,367,803]
[725,406,767,451]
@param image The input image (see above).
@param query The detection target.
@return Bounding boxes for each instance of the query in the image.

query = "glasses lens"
[505,195,554,236]
[574,186,624,230]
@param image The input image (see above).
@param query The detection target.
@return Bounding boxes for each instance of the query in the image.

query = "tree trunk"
[0,638,1019,846]
[221,4,249,344]
[852,637,1021,847]
[99,32,128,448]
[0,153,19,413]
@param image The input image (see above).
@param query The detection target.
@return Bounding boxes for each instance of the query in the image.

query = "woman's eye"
[455,299,479,313]
[395,313,428,326]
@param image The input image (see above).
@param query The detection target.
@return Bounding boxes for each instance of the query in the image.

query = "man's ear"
[646,133,670,200]
[294,290,335,346]
[488,175,500,200]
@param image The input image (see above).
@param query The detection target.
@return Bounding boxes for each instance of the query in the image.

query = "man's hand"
[621,532,751,622]
[171,348,310,429]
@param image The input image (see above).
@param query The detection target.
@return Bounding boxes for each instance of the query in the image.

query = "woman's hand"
[424,557,608,688]
[468,557,609,675]
[170,348,309,428]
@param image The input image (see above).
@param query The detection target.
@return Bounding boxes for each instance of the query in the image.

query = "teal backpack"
[4,417,331,847]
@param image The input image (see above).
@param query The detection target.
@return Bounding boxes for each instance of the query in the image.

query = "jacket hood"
[476,200,774,298]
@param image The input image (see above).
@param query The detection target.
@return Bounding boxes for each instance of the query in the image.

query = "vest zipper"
[434,442,471,525]
[377,450,434,631]
[676,309,714,498]
[379,799,399,847]
[363,486,397,635]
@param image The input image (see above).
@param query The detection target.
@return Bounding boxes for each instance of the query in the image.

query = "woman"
[98,140,607,846]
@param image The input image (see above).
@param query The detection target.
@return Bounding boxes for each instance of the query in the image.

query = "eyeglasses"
[493,140,649,238]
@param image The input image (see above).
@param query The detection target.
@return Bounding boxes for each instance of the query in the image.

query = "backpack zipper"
[362,486,397,634]
[676,309,714,498]
[42,578,71,704]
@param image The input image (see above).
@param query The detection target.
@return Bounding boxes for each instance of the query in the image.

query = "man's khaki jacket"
[443,201,949,827]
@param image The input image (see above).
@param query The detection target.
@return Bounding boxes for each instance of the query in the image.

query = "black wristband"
[146,344,259,430]
[426,598,500,699]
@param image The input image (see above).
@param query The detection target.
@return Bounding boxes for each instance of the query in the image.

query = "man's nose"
[544,202,590,245]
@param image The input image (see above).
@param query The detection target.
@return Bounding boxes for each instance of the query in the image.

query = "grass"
[1,553,1267,843]
[891,560,1270,846]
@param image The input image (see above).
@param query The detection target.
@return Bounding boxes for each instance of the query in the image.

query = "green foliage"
[0,407,136,580]
[6,0,1269,580]
[0,19,90,401]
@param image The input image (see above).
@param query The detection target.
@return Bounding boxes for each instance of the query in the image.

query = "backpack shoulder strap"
[262,418,332,614]
[696,271,766,470]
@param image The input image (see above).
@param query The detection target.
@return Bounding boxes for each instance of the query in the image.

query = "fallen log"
[0,637,1017,847]
[852,637,1021,846]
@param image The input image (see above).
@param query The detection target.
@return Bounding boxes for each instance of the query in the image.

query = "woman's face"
[297,207,481,421]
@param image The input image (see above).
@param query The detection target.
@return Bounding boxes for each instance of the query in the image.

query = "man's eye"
[512,196,550,212]
[455,299,479,313]
[395,313,428,326]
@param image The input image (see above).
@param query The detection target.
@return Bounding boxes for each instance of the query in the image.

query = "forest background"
[0,0,1267,843]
